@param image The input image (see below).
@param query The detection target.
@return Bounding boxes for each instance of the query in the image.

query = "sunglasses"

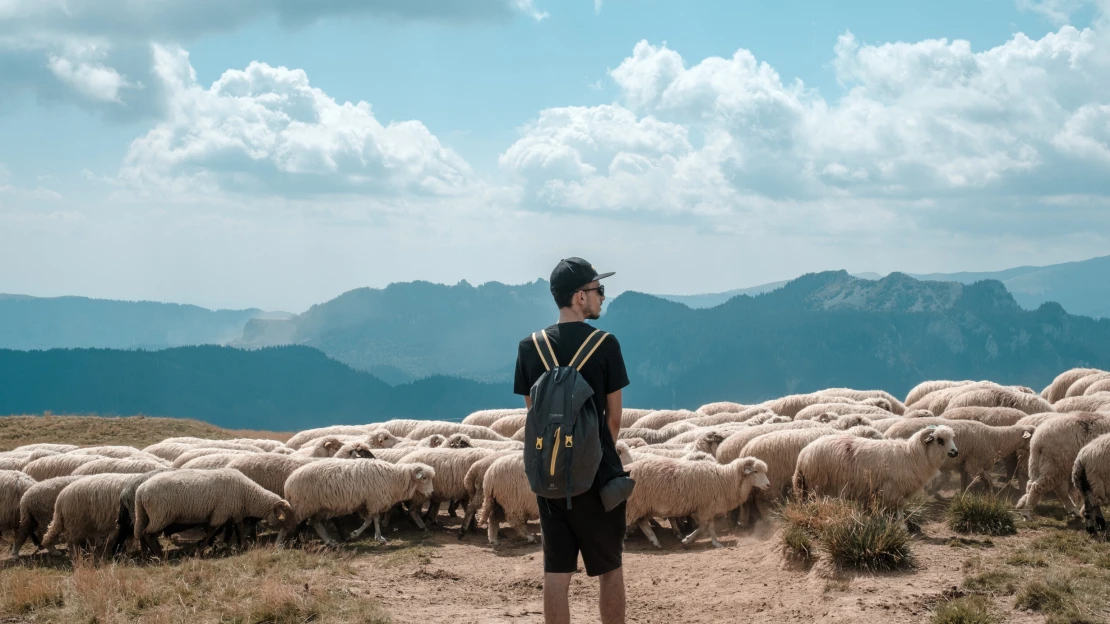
[579,285,605,297]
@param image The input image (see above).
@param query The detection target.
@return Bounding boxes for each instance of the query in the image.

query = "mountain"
[0,294,291,350]
[907,254,1110,319]
[595,271,1110,408]
[654,272,881,309]
[232,279,557,383]
[0,345,515,431]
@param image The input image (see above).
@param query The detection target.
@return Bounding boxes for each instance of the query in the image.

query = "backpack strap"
[569,330,608,371]
[531,330,559,371]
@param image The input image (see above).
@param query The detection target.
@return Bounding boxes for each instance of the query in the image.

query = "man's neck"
[558,309,587,324]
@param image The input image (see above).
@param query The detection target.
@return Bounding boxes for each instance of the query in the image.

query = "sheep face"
[425,434,447,448]
[922,426,958,458]
[815,413,837,424]
[446,434,472,449]
[342,443,376,459]
[370,431,400,449]
[623,438,647,448]
[865,397,893,412]
[906,409,934,418]
[264,500,298,533]
[410,465,436,497]
[740,458,771,491]
[1017,426,1035,449]
[615,442,634,466]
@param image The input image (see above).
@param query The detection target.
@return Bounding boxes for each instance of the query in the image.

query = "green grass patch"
[931,595,1000,624]
[947,493,1016,536]
[819,509,914,572]
[1006,549,1049,567]
[781,524,814,561]
[963,569,1019,596]
[1014,576,1074,613]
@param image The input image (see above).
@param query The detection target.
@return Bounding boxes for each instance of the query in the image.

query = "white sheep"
[942,387,1054,416]
[1016,412,1110,519]
[228,438,287,452]
[1052,393,1110,414]
[1072,433,1110,535]
[739,427,838,500]
[905,380,977,406]
[1086,379,1110,396]
[291,436,351,458]
[941,406,1030,427]
[793,425,958,518]
[1065,372,1110,398]
[715,421,826,464]
[883,419,1035,491]
[71,457,169,476]
[444,433,523,450]
[143,440,263,461]
[664,423,749,446]
[695,401,748,416]
[134,468,296,554]
[618,428,673,445]
[10,475,83,556]
[817,388,906,414]
[180,453,252,470]
[23,453,108,480]
[489,414,528,437]
[363,448,417,463]
[462,408,527,427]
[632,410,700,431]
[624,456,770,548]
[0,449,58,470]
[67,445,152,459]
[685,407,774,427]
[283,459,435,545]
[1,470,37,540]
[398,447,497,526]
[759,394,866,418]
[1041,368,1103,403]
[284,425,378,450]
[224,453,318,498]
[457,449,521,538]
[12,443,79,453]
[476,453,540,546]
[172,447,257,468]
[794,403,890,421]
[42,471,152,559]
[404,422,510,442]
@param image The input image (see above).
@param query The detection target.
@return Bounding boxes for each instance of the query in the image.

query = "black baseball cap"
[550,257,615,295]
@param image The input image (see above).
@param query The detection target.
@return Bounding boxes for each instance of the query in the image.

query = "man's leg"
[544,572,572,624]
[598,566,625,624]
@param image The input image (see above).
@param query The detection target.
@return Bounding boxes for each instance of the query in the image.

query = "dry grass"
[0,414,290,451]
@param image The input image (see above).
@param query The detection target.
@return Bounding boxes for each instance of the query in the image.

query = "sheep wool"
[71,457,170,476]
[398,447,496,525]
[172,448,257,468]
[940,406,1030,427]
[1072,433,1110,535]
[462,408,527,428]
[284,425,378,450]
[458,449,521,539]
[1041,368,1103,403]
[943,388,1054,416]
[818,388,906,414]
[224,453,318,498]
[884,418,1035,491]
[22,453,105,481]
[42,471,151,557]
[1053,394,1110,414]
[13,443,79,453]
[695,401,749,416]
[633,410,700,431]
[10,475,84,556]
[1065,372,1110,399]
[1016,412,1110,519]
[404,422,510,442]
[1,470,37,537]
[716,421,826,464]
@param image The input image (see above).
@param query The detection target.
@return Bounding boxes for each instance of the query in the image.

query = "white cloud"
[0,163,63,203]
[46,40,131,102]
[119,45,475,199]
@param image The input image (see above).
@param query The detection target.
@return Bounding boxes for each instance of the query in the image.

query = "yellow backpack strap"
[570,331,608,371]
[532,331,557,371]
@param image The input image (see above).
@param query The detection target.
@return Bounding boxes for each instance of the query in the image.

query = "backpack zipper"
[550,426,561,476]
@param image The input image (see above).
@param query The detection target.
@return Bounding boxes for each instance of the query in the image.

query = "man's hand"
[606,389,622,442]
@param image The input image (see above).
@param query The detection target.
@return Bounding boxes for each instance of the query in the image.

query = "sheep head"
[337,442,376,459]
[1016,425,1036,448]
[425,434,447,448]
[736,457,770,490]
[615,441,634,465]
[921,425,958,458]
[906,409,934,418]
[266,500,298,533]
[697,431,726,454]
[815,413,837,424]
[446,434,473,449]
[409,464,436,497]
[371,431,399,449]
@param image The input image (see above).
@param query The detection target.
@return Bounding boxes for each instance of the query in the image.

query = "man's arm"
[606,389,622,442]
[524,396,532,410]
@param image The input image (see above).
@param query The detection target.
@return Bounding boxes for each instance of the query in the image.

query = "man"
[513,257,630,624]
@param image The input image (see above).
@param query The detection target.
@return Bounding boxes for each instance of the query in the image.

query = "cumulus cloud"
[501,23,1110,234]
[118,45,475,199]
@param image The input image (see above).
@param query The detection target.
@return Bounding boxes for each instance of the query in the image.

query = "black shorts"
[537,485,626,577]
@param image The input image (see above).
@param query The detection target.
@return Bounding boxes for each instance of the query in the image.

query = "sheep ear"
[1023,431,1032,439]
[924,434,935,444]
[742,461,753,475]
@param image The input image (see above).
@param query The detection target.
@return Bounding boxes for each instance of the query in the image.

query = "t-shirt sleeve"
[513,340,533,396]
[603,335,630,395]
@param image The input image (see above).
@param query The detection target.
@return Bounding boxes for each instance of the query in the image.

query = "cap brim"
[595,271,615,281]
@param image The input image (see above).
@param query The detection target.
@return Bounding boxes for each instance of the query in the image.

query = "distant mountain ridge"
[0,294,290,350]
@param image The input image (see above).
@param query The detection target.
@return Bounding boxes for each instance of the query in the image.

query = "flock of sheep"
[3,366,1110,562]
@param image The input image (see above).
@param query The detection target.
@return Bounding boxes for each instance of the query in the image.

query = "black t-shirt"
[514,321,630,488]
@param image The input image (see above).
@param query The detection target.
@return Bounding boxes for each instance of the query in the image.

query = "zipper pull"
[565,435,573,448]
[535,438,543,450]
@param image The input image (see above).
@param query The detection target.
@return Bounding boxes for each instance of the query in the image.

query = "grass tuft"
[963,569,1019,596]
[1014,576,1074,614]
[781,524,814,560]
[931,595,1000,624]
[819,509,914,572]
[947,493,1016,536]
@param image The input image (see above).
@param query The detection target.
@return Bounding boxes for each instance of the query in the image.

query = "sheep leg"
[706,519,724,549]
[1016,482,1041,520]
[408,507,428,531]
[373,515,386,544]
[423,500,443,526]
[201,524,223,549]
[311,521,338,546]
[511,521,536,544]
[1052,483,1082,518]
[234,521,246,549]
[680,525,703,547]
[667,518,684,539]
[347,513,375,541]
[637,520,661,549]
[11,521,35,556]
[487,515,501,546]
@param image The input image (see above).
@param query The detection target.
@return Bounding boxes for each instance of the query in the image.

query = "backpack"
[522,328,608,508]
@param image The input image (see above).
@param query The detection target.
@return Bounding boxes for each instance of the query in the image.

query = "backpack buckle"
[565,435,573,448]
[535,438,543,450]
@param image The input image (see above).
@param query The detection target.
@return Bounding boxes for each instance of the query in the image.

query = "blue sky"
[1,0,1108,312]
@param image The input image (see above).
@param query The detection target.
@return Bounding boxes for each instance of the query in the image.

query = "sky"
[1,0,1109,313]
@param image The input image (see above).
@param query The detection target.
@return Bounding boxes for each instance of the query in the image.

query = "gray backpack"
[522,328,608,508]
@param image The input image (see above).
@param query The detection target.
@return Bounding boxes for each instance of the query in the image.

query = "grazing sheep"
[695,401,748,416]
[284,459,435,545]
[398,448,496,526]
[71,457,170,476]
[905,380,977,407]
[333,441,376,460]
[869,418,905,433]
[1042,368,1104,403]
[0,449,59,470]
[172,448,257,468]
[116,468,175,555]
[795,403,890,421]
[830,415,875,430]
[1,470,37,539]
[655,421,700,439]
[284,425,377,450]
[818,389,906,414]
[1086,379,1110,396]
[361,430,403,449]
[404,422,510,442]
[665,423,749,446]
[1053,393,1110,414]
[618,428,673,445]
[912,382,1033,415]
[633,410,700,431]
[225,453,318,498]
[457,450,521,538]
[943,388,1054,416]
[134,469,296,554]
[444,433,523,450]
[364,448,417,463]
[716,421,826,464]
[739,427,838,501]
[625,456,770,548]
[1072,433,1110,534]
[179,454,248,470]
[843,425,885,439]
[23,454,107,480]
[13,443,79,453]
[1016,412,1110,519]
[11,475,84,556]
[793,425,959,518]
[686,407,774,427]
[143,442,210,462]
[760,394,865,418]
[475,454,539,545]
[884,419,1035,491]
[291,436,351,458]
[67,446,151,459]
[42,472,151,558]
[1066,372,1110,398]
[941,406,1030,427]
[462,408,526,427]
[229,439,288,452]
[490,414,528,437]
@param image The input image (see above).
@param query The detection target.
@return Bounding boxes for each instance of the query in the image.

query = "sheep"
[817,389,906,414]
[625,456,770,548]
[1072,433,1110,535]
[462,408,526,427]
[1,470,37,539]
[681,451,717,462]
[827,415,873,430]
[760,394,866,418]
[1016,413,1060,428]
[715,421,826,464]
[284,459,435,545]
[739,427,838,502]
[116,468,175,555]
[143,440,264,461]
[333,441,376,460]
[444,433,523,450]
[371,419,434,437]
[843,425,885,439]
[71,457,170,476]
[655,420,700,438]
[398,447,496,526]
[224,453,318,498]
[943,388,1054,416]
[632,410,700,430]
[1053,393,1110,414]
[23,453,108,480]
[13,443,79,453]
[0,449,59,470]
[905,380,977,407]
[134,468,296,554]
[793,425,958,518]
[695,401,748,416]
[10,475,84,556]
[364,448,417,463]
[883,419,1035,491]
[618,428,673,445]
[291,436,351,458]
[908,381,1000,413]
[229,439,287,452]
[1042,368,1104,403]
[1086,379,1110,396]
[361,430,403,449]
[172,448,257,468]
[795,403,891,421]
[284,425,377,450]
[1016,412,1110,519]
[67,445,152,459]
[180,454,249,470]
[869,418,905,433]
[1066,372,1110,398]
[476,453,539,546]
[685,407,774,427]
[941,406,1031,427]
[490,414,528,437]
[457,449,521,538]
[42,471,152,559]
[913,382,1031,415]
[665,423,749,446]
[405,422,510,442]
